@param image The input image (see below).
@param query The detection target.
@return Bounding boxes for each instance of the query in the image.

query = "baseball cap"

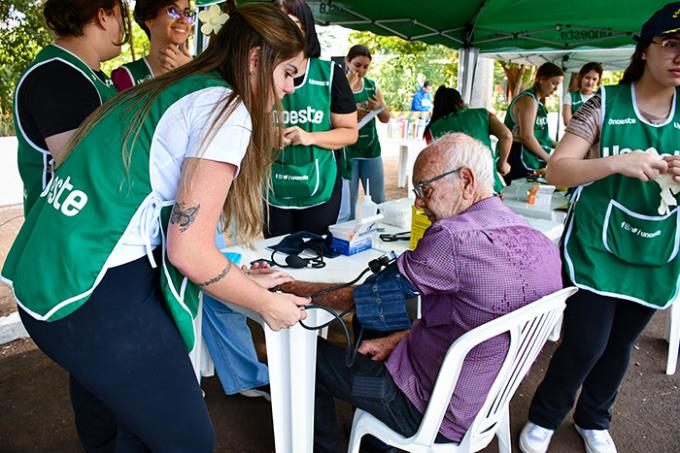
[637,2,680,42]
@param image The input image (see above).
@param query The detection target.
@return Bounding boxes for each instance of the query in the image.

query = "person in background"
[424,86,512,194]
[519,4,680,453]
[503,62,564,183]
[344,44,391,219]
[410,80,433,112]
[14,0,127,217]
[265,0,357,237]
[111,0,193,91]
[280,134,562,452]
[2,5,308,451]
[562,62,603,125]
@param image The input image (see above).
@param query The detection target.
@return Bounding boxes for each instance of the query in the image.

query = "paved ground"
[1,152,679,452]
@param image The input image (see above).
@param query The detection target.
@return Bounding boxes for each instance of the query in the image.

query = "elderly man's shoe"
[575,425,617,453]
[519,422,554,453]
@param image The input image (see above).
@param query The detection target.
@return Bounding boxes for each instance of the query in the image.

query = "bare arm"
[45,129,78,165]
[489,114,512,174]
[279,281,354,312]
[371,89,391,123]
[516,97,551,162]
[546,132,668,187]
[283,111,358,149]
[562,103,572,127]
[166,158,309,330]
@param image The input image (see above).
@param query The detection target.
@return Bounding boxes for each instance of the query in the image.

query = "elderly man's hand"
[357,331,408,362]
[245,267,295,289]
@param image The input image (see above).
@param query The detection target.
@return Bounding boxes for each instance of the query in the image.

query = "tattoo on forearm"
[170,202,200,232]
[198,261,232,287]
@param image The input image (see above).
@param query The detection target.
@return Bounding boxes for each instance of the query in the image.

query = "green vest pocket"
[603,200,680,266]
[271,159,320,200]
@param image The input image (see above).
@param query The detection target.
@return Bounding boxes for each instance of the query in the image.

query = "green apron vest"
[504,88,553,172]
[570,90,586,114]
[119,57,154,86]
[563,84,680,309]
[429,108,505,193]
[269,58,336,208]
[339,147,353,180]
[347,77,381,159]
[2,72,230,349]
[14,44,117,216]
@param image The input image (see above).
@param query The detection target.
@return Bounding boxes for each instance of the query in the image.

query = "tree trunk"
[500,63,533,100]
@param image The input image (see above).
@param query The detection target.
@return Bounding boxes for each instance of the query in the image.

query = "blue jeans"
[201,231,269,394]
[337,178,351,223]
[350,157,385,220]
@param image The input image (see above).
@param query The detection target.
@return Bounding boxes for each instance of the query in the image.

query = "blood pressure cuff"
[270,231,340,258]
[352,262,418,331]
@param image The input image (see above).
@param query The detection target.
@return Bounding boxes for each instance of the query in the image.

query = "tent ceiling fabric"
[485,46,635,71]
[299,0,668,53]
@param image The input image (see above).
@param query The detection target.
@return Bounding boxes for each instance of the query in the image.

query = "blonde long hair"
[62,3,305,241]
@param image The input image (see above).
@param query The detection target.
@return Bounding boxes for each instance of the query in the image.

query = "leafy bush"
[0,0,52,136]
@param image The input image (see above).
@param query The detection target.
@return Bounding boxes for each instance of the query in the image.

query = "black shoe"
[359,437,398,453]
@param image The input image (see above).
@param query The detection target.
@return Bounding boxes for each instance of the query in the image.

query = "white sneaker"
[575,425,617,453]
[238,384,271,402]
[519,422,554,453]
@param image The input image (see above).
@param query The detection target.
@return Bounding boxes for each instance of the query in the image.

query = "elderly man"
[284,133,563,452]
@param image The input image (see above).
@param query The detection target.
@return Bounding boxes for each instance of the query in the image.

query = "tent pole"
[457,47,479,105]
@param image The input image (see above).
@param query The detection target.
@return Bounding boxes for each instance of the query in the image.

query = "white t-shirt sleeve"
[563,91,573,106]
[184,87,252,175]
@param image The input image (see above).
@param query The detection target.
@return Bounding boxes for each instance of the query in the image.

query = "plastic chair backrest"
[411,287,577,450]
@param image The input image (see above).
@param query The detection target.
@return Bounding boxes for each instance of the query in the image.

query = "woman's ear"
[95,7,107,29]
[248,47,261,74]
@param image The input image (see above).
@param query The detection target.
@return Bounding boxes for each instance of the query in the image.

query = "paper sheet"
[357,106,385,129]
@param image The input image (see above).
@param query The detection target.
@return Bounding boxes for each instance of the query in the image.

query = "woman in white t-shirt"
[562,62,603,125]
[2,4,307,451]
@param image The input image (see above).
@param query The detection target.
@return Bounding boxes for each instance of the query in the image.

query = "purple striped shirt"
[387,196,562,442]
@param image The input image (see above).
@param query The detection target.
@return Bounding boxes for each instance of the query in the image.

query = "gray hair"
[431,132,494,193]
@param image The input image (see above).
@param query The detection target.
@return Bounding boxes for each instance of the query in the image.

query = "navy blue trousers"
[19,254,215,452]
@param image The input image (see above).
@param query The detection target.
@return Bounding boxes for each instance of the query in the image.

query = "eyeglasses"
[651,38,680,58]
[412,168,459,199]
[167,5,196,23]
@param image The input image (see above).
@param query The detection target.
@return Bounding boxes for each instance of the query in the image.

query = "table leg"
[263,309,322,453]
[398,145,409,188]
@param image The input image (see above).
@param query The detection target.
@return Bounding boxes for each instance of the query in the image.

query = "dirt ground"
[1,154,679,452]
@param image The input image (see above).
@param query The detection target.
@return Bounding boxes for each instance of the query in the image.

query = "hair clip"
[198,4,229,36]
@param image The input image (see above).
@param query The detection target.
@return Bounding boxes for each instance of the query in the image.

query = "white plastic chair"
[347,287,577,453]
[665,299,680,375]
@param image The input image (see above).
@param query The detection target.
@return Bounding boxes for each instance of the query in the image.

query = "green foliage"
[0,0,52,135]
[347,31,458,112]
[601,70,623,86]
[101,22,152,76]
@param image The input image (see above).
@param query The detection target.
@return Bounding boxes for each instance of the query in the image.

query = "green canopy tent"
[224,0,669,102]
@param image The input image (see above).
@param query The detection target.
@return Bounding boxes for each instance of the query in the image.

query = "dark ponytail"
[620,40,650,84]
